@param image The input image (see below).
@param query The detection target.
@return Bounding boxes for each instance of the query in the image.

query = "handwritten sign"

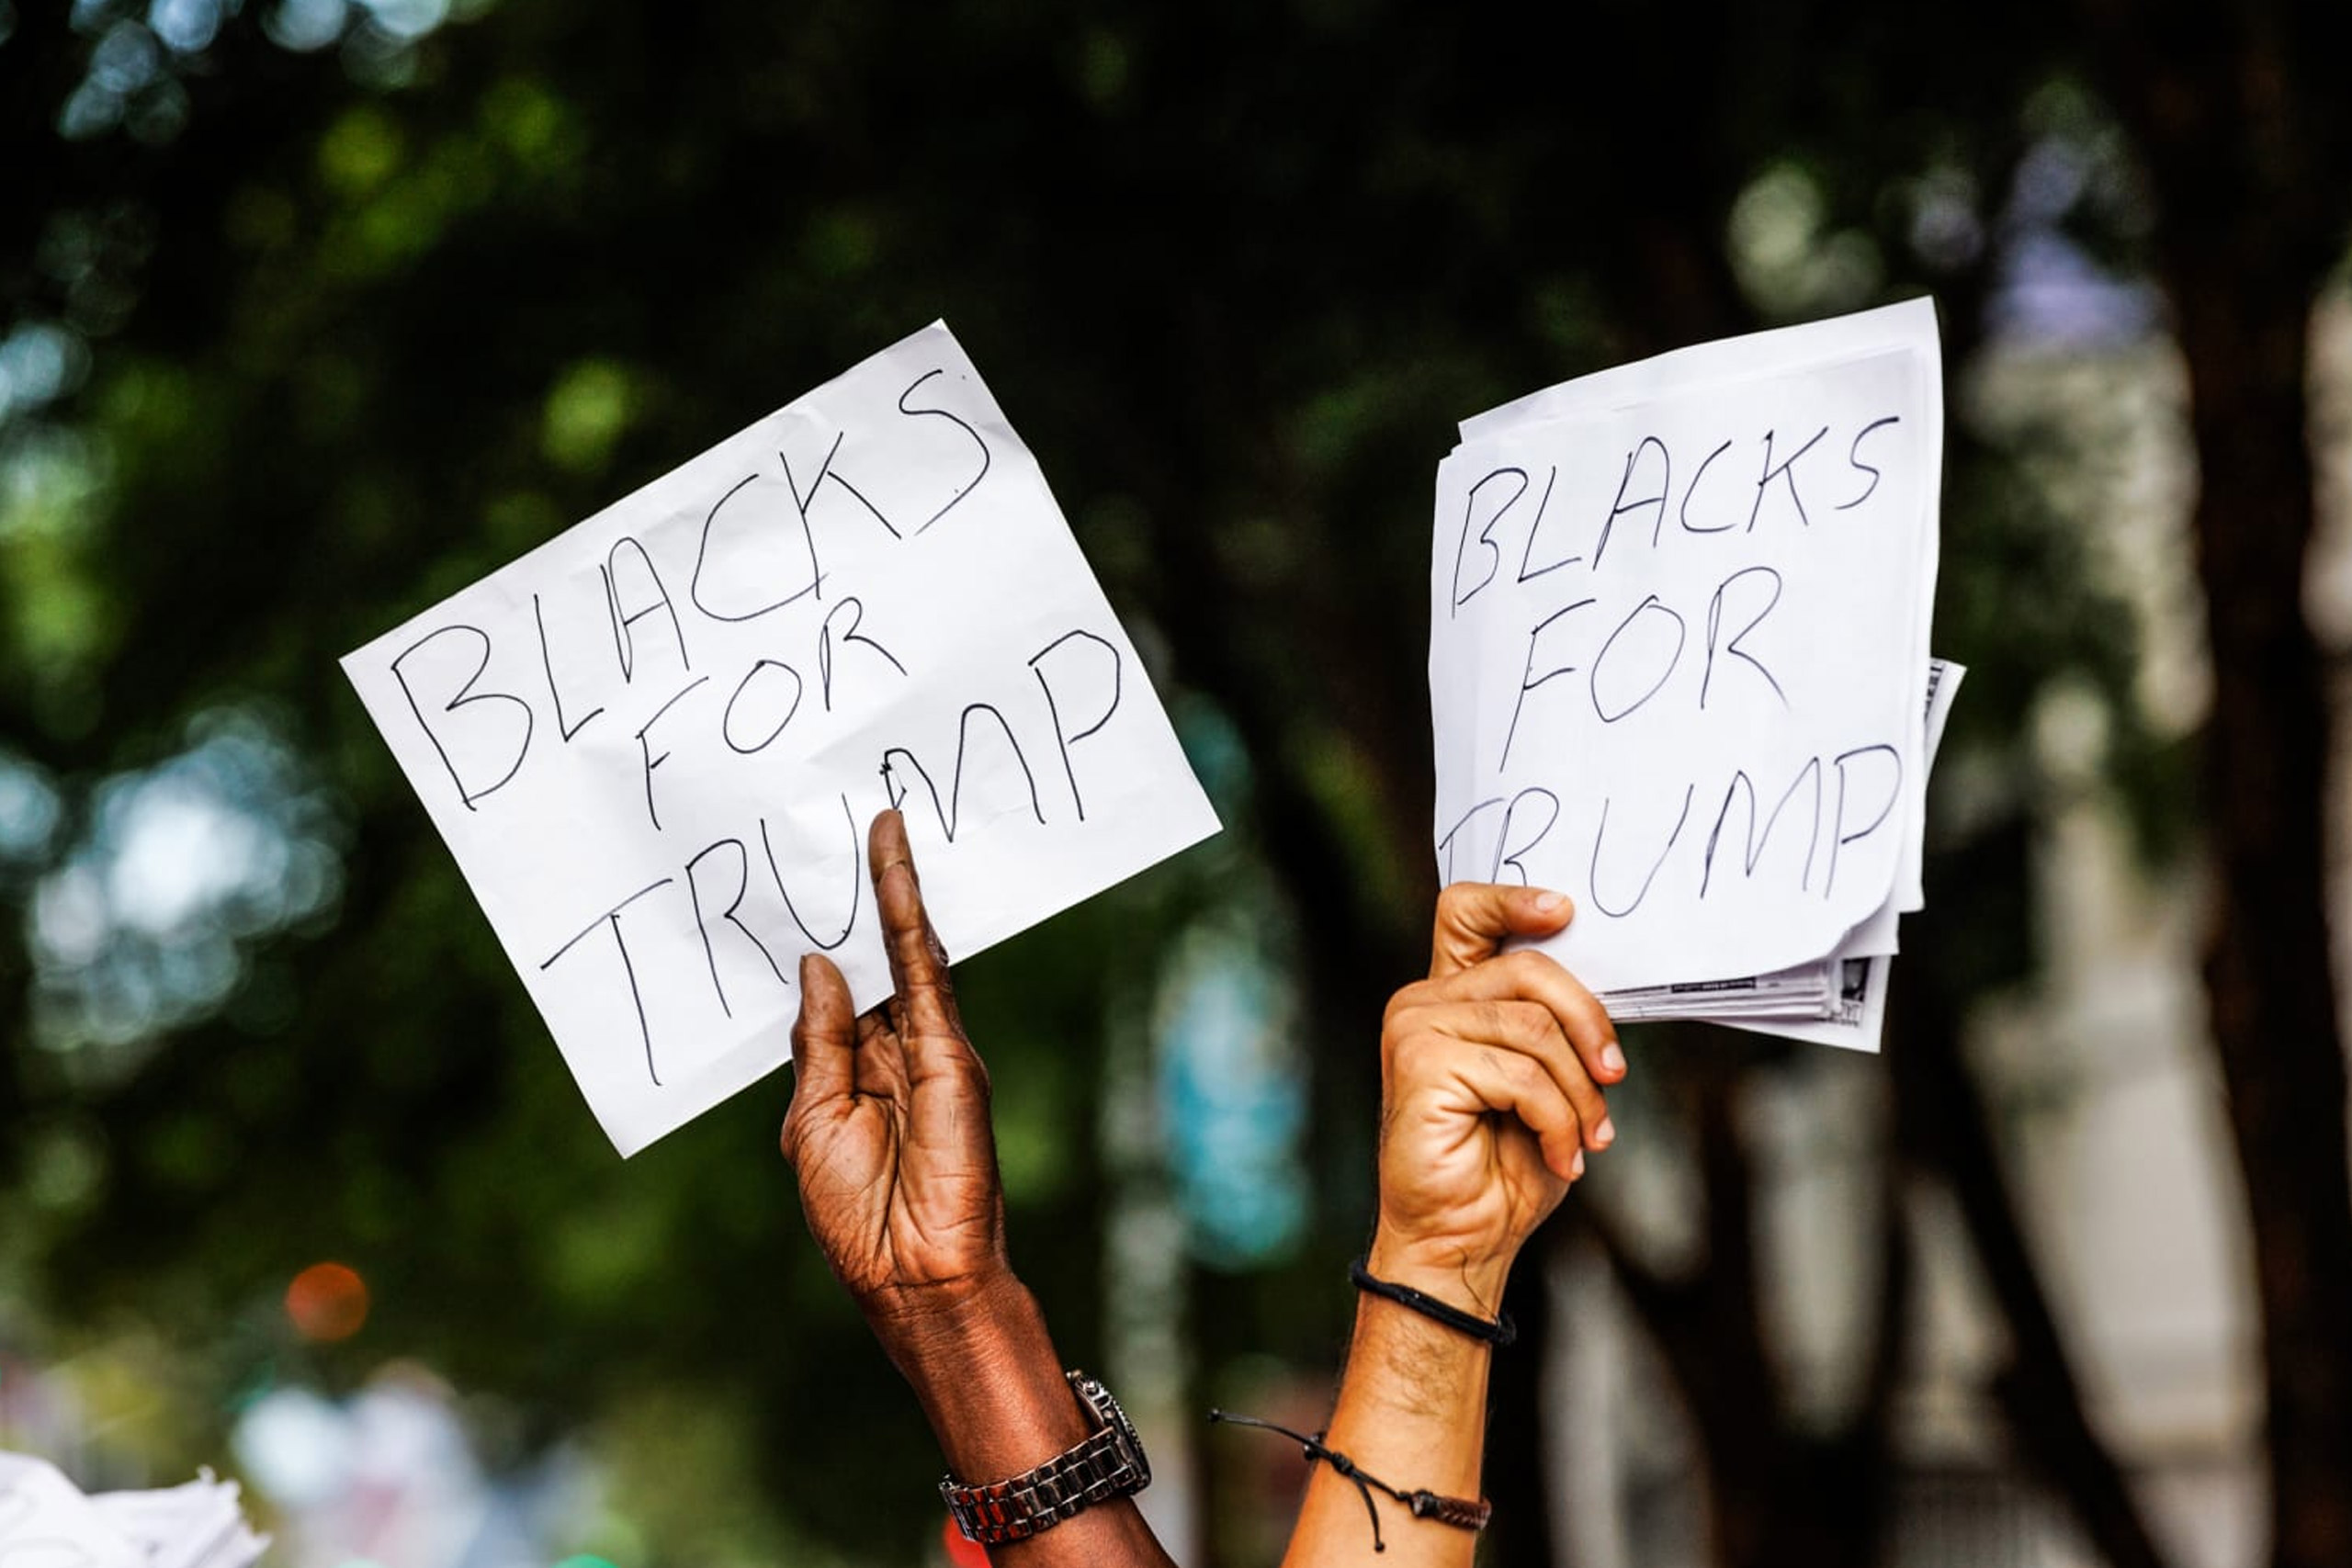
[345,322,1220,1155]
[1430,300,1941,994]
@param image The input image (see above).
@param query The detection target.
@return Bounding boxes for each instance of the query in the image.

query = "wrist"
[869,1269,1097,1486]
[857,1258,1024,1358]
[1365,1229,1514,1318]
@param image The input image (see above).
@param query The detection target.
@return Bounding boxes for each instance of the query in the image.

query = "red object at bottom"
[942,1516,991,1567]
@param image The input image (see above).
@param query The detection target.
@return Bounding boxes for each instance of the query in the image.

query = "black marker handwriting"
[635,674,710,830]
[1028,628,1122,820]
[897,368,992,535]
[818,596,907,712]
[1700,758,1822,897]
[1701,566,1787,709]
[540,877,676,1087]
[390,623,532,811]
[761,794,862,951]
[1837,416,1902,511]
[693,466,825,624]
[880,703,1046,843]
[722,659,805,755]
[1747,424,1830,532]
[1450,467,1524,615]
[534,592,606,743]
[1594,435,1671,570]
[1499,597,1596,770]
[1589,785,1695,918]
[1590,593,1685,724]
[685,838,790,1018]
[603,535,691,680]
[1513,467,1570,581]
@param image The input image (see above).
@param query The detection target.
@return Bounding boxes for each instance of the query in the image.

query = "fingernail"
[1533,890,1568,913]
[1600,1043,1626,1077]
[1570,1148,1586,1179]
[1592,1117,1615,1148]
[879,858,916,897]
[798,953,816,987]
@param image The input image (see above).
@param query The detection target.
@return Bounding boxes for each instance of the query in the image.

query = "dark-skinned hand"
[779,808,1007,1334]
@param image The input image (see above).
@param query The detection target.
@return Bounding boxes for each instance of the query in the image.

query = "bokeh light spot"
[286,1261,370,1341]
[941,1518,990,1567]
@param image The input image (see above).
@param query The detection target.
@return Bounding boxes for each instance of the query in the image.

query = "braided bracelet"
[1208,1410,1491,1552]
[1349,1256,1517,1347]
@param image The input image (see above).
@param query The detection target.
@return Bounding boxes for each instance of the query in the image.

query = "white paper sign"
[345,322,1220,1155]
[1430,300,1941,994]
[0,1456,143,1568]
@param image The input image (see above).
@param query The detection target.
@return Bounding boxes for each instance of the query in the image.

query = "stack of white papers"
[1428,301,1959,1052]
[1,1453,269,1568]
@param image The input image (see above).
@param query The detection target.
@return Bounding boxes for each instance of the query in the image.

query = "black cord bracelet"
[1349,1256,1517,1346]
[1207,1410,1492,1552]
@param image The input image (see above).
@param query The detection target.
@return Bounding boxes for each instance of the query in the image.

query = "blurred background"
[4,2,2349,1566]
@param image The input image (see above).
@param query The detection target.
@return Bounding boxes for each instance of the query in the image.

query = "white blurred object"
[1,1452,266,1568]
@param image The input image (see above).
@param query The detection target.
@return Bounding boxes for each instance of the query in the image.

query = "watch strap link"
[941,1371,1150,1546]
[942,1427,1135,1543]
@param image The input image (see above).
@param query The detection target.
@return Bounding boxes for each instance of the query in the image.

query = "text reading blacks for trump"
[1430,323,1938,997]
[345,323,1216,1155]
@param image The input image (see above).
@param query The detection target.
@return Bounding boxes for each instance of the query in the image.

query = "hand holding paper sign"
[782,808,1179,1568]
[1373,882,1623,1310]
[1275,886,1624,1567]
[783,808,1004,1328]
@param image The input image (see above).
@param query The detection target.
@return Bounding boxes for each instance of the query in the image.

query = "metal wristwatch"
[940,1370,1152,1545]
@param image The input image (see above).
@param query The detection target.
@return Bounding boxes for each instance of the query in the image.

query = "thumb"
[1430,882,1573,978]
[781,952,857,1163]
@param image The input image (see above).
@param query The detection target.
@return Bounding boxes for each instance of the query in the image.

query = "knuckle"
[1384,981,1433,1031]
[1483,1043,1536,1090]
[1391,1031,1438,1078]
[1501,949,1553,989]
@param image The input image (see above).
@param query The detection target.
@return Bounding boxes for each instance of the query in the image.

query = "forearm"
[876,1271,1177,1568]
[1281,1246,1502,1568]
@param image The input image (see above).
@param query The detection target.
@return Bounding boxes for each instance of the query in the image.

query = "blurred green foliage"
[0,1,2218,1563]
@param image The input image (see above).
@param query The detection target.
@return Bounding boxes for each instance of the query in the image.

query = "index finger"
[867,808,963,1040]
[1430,881,1575,979]
[1422,947,1625,1086]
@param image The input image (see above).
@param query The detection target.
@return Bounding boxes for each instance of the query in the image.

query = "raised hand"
[778,813,1180,1568]
[1370,883,1624,1311]
[1276,886,1625,1568]
[779,808,1007,1330]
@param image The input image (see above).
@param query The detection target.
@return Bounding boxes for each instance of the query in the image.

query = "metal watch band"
[941,1371,1150,1546]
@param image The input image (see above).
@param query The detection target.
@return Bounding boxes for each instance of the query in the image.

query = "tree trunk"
[2075,6,2352,1564]
[2172,274,2352,1568]
[1891,934,2177,1568]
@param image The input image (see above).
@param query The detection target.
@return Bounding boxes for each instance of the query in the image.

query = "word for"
[1495,564,1789,770]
